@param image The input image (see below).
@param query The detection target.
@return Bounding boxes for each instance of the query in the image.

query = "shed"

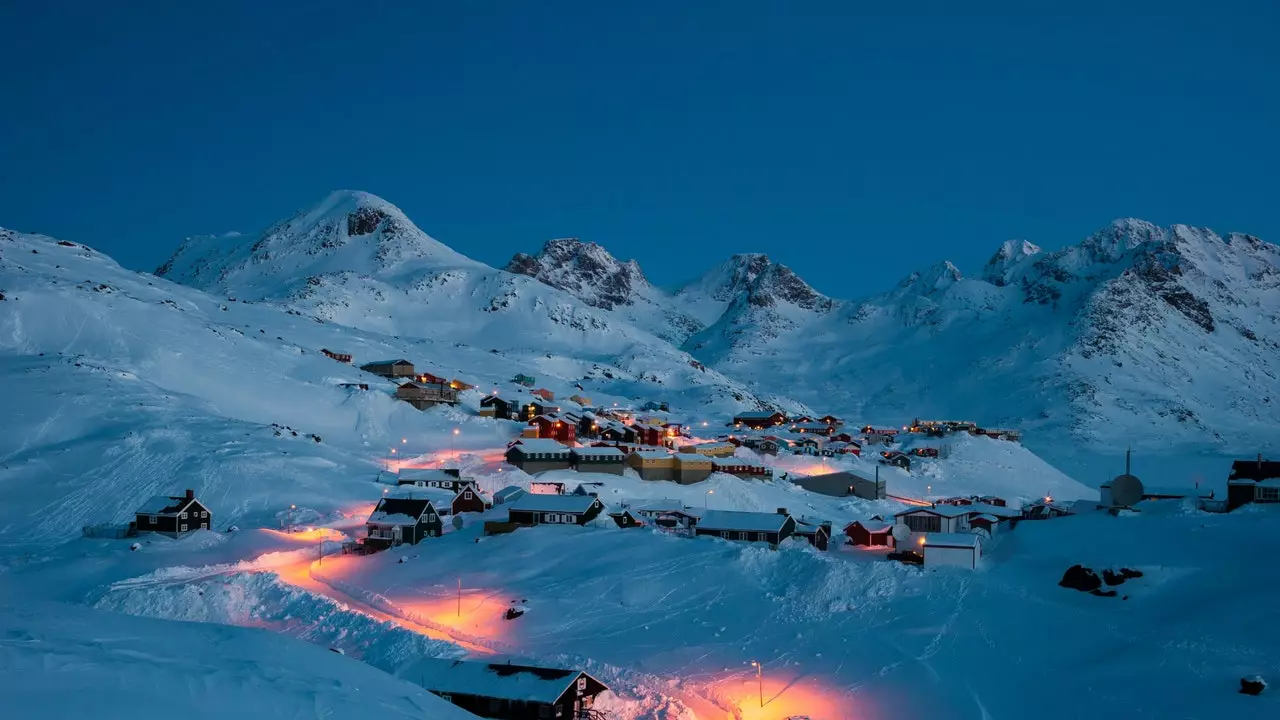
[793,518,832,551]
[450,483,489,515]
[923,532,984,569]
[493,485,525,505]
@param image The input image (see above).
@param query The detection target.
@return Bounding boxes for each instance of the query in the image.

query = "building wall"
[636,466,676,482]
[452,491,486,514]
[792,475,853,497]
[571,460,625,475]
[514,459,571,474]
[675,467,712,485]
[925,544,980,570]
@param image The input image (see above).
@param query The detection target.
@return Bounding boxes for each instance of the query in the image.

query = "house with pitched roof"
[569,446,626,475]
[134,489,211,538]
[364,497,442,547]
[399,657,609,720]
[507,494,605,526]
[695,508,795,545]
[1227,455,1280,511]
[450,483,490,515]
[844,518,894,547]
[733,411,787,429]
[360,359,415,378]
[504,439,571,473]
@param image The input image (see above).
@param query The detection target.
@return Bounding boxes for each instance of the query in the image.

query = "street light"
[750,661,762,708]
[705,489,714,509]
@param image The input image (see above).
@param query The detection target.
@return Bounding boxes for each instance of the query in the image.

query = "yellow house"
[673,453,714,484]
[627,450,676,481]
[569,394,592,407]
[678,441,737,458]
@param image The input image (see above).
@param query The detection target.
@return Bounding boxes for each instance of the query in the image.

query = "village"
[82,347,1280,720]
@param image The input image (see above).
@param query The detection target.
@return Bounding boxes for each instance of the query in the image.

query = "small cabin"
[134,489,211,538]
[512,373,536,387]
[1227,456,1280,511]
[365,497,442,546]
[320,348,352,363]
[879,451,911,470]
[360,359,415,378]
[793,518,832,551]
[845,519,894,547]
[480,394,513,419]
[450,483,489,515]
[923,532,984,570]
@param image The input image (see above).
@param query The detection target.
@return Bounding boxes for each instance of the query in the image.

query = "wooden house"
[518,400,557,422]
[608,508,648,528]
[626,449,677,481]
[575,412,599,438]
[531,388,555,402]
[790,470,886,500]
[512,373,536,387]
[733,411,787,429]
[569,446,626,475]
[673,453,713,484]
[395,381,460,409]
[398,468,466,492]
[1227,456,1280,511]
[479,394,512,419]
[845,519,894,548]
[759,438,780,456]
[793,518,833,551]
[695,509,795,545]
[360,359,415,378]
[364,497,442,547]
[879,451,911,470]
[790,422,834,436]
[416,371,450,385]
[598,423,639,444]
[450,483,489,515]
[320,348,352,363]
[507,494,605,526]
[134,489,211,538]
[923,532,984,569]
[448,378,477,392]
[861,425,900,437]
[894,504,974,538]
[529,415,576,444]
[678,441,736,458]
[569,393,592,407]
[504,439,571,473]
[634,424,664,447]
[399,657,609,720]
[817,414,843,427]
[791,415,814,424]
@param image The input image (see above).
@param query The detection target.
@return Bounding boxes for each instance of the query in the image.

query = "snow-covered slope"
[505,237,704,342]
[687,221,1280,475]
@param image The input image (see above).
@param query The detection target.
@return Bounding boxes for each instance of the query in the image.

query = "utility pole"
[457,577,462,618]
[751,661,763,708]
[318,537,323,566]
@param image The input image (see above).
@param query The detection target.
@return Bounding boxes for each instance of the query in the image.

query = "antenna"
[1125,447,1132,475]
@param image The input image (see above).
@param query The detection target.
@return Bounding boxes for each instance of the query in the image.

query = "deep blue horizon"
[2,1,1277,296]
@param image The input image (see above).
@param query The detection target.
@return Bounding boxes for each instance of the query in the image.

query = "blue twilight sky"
[1,1,1277,297]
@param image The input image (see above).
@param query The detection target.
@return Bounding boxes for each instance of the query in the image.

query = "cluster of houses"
[321,350,480,411]
[500,437,769,485]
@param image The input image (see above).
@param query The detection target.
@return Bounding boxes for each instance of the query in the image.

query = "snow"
[697,509,791,533]
[508,494,601,514]
[397,657,590,703]
[369,512,419,525]
[510,439,571,454]
[570,446,626,458]
[134,495,193,515]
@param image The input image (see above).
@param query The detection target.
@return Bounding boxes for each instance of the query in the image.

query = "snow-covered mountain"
[154,191,772,413]
[504,238,703,342]
[688,219,1280,475]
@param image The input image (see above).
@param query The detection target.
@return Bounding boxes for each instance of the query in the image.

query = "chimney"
[776,507,788,515]
[1125,447,1131,475]
[185,489,194,500]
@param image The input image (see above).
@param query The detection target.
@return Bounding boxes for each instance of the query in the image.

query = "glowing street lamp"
[451,427,460,457]
[750,661,763,708]
[705,489,714,509]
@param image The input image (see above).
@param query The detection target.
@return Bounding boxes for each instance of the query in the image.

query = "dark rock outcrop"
[1240,677,1266,696]
[1059,565,1102,592]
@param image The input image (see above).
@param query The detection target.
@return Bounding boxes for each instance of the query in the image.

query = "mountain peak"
[505,238,650,311]
[982,239,1042,286]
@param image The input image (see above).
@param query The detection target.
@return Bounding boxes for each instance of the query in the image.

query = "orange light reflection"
[712,671,855,720]
[398,589,518,642]
[261,527,348,543]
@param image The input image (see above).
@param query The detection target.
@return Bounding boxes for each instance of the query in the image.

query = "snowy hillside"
[686,221,1280,477]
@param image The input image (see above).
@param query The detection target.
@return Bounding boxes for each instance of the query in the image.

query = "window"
[577,677,586,692]
[756,532,767,542]
[904,514,941,533]
[720,531,730,539]
[200,511,208,518]
[544,513,554,523]
[180,512,188,520]
[148,515,157,524]
[427,514,436,522]
[464,491,473,500]
[1259,487,1280,501]
[736,531,748,540]
[180,524,187,532]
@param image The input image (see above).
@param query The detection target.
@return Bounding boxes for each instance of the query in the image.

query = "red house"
[320,348,352,363]
[636,425,663,446]
[845,519,895,548]
[417,371,449,385]
[531,416,577,444]
[532,388,556,402]
[451,483,489,515]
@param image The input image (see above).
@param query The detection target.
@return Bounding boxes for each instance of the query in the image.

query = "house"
[794,436,825,454]
[395,381,460,408]
[790,470,886,500]
[1227,455,1280,511]
[733,411,787,429]
[364,497,442,547]
[625,499,691,523]
[845,519,894,548]
[512,373,536,387]
[1021,500,1074,520]
[571,481,604,496]
[361,359,415,378]
[626,449,677,481]
[758,438,780,456]
[791,415,814,424]
[678,441,737,458]
[861,425,900,437]
[817,414,843,427]
[519,426,539,439]
[338,382,369,391]
[448,378,477,392]
[529,480,566,495]
[493,485,525,505]
[507,494,605,526]
[608,508,648,528]
[398,468,467,492]
[320,348,352,363]
[530,388,555,402]
[569,446,626,475]
[529,415,576,444]
[879,451,911,470]
[451,483,489,515]
[910,447,940,458]
[790,422,834,436]
[634,423,665,447]
[518,400,558,422]
[922,532,984,569]
[640,400,669,412]
[399,657,609,720]
[977,428,1023,442]
[673,453,714,484]
[479,394,513,419]
[695,508,796,545]
[569,393,592,407]
[598,423,639,444]
[504,439,571,473]
[793,518,832,551]
[134,489,211,538]
[894,505,974,539]
[415,371,450,385]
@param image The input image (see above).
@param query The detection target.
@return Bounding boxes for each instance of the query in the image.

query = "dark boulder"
[1240,677,1266,696]
[1059,565,1102,592]
[1090,589,1118,597]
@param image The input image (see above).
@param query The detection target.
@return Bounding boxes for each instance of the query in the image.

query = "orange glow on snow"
[399,588,517,642]
[710,671,856,720]
[261,527,348,543]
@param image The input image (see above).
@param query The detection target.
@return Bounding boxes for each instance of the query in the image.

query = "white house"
[894,505,973,536]
[923,532,984,569]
